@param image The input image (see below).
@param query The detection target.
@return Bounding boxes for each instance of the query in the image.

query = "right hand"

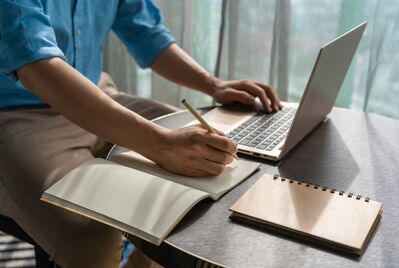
[149,125,237,177]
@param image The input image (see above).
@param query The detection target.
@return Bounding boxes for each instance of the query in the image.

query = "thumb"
[212,127,225,136]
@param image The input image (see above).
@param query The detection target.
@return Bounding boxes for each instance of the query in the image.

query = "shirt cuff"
[0,25,65,80]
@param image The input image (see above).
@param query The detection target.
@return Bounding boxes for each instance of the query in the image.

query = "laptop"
[195,22,366,161]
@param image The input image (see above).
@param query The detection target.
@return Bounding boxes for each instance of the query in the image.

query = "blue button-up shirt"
[0,0,175,108]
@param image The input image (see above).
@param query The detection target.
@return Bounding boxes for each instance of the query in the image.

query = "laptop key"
[239,138,252,145]
[242,117,258,126]
[228,107,296,153]
[247,143,258,148]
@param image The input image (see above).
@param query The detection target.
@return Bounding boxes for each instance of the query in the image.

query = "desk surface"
[109,107,399,267]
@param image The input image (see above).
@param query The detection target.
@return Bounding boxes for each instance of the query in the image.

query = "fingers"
[237,80,273,112]
[194,124,237,154]
[255,82,283,111]
[159,125,238,177]
[197,159,226,176]
[219,88,256,106]
[197,131,237,155]
[223,80,282,113]
[191,126,236,175]
[203,146,234,165]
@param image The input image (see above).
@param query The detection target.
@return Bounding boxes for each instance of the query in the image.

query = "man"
[0,0,281,267]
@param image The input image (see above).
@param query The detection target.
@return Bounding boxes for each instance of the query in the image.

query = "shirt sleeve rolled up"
[112,0,175,68]
[0,0,65,79]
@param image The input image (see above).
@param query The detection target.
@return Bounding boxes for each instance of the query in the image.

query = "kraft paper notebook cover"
[41,153,260,246]
[229,174,382,255]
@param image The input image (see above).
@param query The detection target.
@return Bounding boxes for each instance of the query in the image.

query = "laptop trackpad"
[201,107,256,133]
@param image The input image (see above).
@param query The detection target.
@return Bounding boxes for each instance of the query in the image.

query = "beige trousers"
[0,73,179,268]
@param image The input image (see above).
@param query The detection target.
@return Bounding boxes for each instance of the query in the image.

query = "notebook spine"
[273,174,371,203]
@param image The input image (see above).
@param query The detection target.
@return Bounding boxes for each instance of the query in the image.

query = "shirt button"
[75,29,81,36]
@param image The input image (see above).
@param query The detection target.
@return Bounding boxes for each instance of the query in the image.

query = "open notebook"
[230,174,383,255]
[41,151,259,245]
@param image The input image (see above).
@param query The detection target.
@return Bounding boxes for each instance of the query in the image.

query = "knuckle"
[264,84,272,90]
[243,80,253,87]
[260,88,267,97]
[187,151,197,161]
[191,130,204,142]
[255,88,264,96]
[192,124,205,132]
[238,91,248,98]
[191,144,200,152]
[221,138,231,149]
[225,87,235,94]
[236,90,244,96]
[220,137,230,148]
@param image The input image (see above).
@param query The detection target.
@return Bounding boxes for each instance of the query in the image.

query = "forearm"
[151,43,282,112]
[17,57,166,157]
[150,43,220,95]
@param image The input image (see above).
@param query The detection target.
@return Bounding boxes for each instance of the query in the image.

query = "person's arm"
[110,0,281,112]
[151,43,283,113]
[17,57,237,177]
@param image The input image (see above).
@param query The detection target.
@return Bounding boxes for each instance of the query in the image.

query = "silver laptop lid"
[280,22,366,158]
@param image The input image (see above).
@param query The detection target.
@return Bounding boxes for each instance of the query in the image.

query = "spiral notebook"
[229,174,383,255]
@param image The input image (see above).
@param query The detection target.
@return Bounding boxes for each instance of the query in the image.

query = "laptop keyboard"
[227,107,296,151]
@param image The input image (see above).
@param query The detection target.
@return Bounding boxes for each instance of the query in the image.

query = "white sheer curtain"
[103,0,399,119]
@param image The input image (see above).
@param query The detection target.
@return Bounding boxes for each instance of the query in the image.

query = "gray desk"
[109,107,399,267]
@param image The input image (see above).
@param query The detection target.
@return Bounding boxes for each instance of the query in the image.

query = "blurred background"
[103,0,399,119]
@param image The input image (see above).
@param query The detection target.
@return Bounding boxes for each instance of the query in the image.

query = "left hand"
[210,79,283,113]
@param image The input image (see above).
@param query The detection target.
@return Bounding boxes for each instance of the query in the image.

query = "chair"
[0,214,55,268]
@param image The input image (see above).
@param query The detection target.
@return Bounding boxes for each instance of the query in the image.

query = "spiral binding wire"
[273,174,370,202]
